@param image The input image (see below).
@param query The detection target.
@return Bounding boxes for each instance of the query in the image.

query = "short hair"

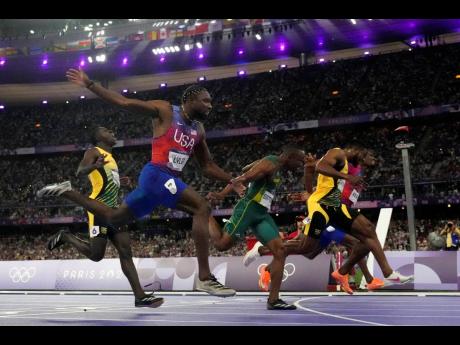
[181,85,208,104]
[281,145,304,156]
[345,141,365,151]
[89,125,103,145]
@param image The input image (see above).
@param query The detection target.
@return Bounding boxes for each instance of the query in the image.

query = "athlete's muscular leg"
[263,237,287,304]
[61,190,134,226]
[350,214,393,277]
[208,216,234,251]
[111,231,146,299]
[339,234,373,283]
[62,232,107,261]
[176,187,213,281]
[176,206,233,252]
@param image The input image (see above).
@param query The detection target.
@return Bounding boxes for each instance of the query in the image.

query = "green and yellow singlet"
[88,147,120,208]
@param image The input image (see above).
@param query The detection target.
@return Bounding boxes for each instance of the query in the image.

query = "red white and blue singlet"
[151,106,202,176]
[340,163,362,207]
[125,105,203,218]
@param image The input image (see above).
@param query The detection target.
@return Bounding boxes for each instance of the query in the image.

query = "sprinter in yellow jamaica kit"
[46,126,163,308]
[295,143,413,290]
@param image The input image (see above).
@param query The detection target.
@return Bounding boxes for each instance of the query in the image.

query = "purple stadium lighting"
[410,40,416,45]
[160,56,166,62]
[80,95,85,99]
[42,100,48,104]
[122,57,128,65]
[198,53,204,59]
[159,83,167,88]
[197,76,206,81]
[0,105,4,110]
[237,70,246,76]
[279,43,285,51]
[42,58,48,65]
[319,58,325,63]
[279,64,287,69]
[0,59,5,66]
[364,51,370,55]
[238,49,244,55]
[79,59,85,67]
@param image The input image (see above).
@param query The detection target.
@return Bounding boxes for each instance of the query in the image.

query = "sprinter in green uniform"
[207,146,305,310]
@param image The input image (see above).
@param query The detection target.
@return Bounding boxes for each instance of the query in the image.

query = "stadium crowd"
[0,43,459,149]
[0,218,458,261]
[1,43,460,258]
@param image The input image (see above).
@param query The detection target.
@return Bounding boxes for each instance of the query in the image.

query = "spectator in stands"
[440,221,460,251]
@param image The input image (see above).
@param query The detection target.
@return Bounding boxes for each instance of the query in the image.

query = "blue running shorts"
[125,163,188,218]
[319,226,346,248]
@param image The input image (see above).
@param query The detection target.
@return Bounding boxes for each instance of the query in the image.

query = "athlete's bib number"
[349,189,360,204]
[90,226,100,238]
[112,170,120,188]
[168,151,189,172]
[259,191,274,209]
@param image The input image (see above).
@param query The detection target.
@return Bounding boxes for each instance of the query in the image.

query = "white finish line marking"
[294,297,388,326]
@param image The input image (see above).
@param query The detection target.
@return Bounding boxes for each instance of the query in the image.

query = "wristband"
[86,80,95,89]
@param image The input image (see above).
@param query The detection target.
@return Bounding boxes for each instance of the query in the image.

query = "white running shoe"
[243,241,263,267]
[37,181,72,198]
[384,271,414,285]
[196,274,236,297]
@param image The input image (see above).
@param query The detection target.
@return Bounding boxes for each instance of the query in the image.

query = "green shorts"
[224,198,279,245]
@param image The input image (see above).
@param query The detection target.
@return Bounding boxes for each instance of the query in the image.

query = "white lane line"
[306,307,460,312]
[0,315,354,326]
[321,314,460,319]
[294,298,388,326]
[4,308,316,318]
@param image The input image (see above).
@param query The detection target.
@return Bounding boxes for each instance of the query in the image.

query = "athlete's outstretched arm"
[76,148,107,177]
[242,160,261,173]
[194,125,245,196]
[231,158,277,185]
[206,183,235,202]
[66,67,167,118]
[194,125,233,183]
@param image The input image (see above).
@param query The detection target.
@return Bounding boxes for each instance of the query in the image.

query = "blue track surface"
[1,292,459,326]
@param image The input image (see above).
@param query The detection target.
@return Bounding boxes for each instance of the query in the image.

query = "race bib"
[90,226,100,238]
[337,178,345,192]
[259,191,274,209]
[168,151,190,172]
[349,189,360,204]
[111,170,120,188]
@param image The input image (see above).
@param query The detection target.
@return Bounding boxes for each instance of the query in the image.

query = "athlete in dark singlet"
[47,126,162,307]
[37,67,245,297]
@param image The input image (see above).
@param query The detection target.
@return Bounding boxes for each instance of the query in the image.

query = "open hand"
[66,67,91,88]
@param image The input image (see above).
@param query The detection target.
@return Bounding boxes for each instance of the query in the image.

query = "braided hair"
[181,85,208,104]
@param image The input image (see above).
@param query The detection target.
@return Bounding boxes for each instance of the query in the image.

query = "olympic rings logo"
[9,267,36,283]
[257,263,296,282]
